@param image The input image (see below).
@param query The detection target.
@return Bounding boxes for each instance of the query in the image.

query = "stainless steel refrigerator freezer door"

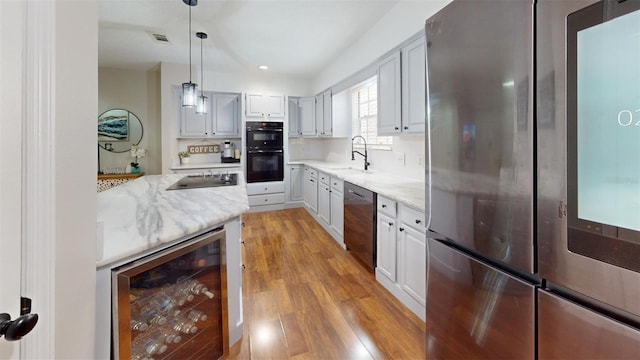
[537,0,640,320]
[538,290,640,359]
[425,239,535,359]
[425,0,535,274]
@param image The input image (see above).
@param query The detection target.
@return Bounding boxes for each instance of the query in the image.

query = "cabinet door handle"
[389,222,394,226]
[415,219,422,224]
[399,227,405,232]
[394,127,399,130]
[382,204,387,208]
[404,126,408,130]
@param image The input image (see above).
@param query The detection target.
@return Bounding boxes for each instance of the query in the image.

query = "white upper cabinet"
[313,89,350,138]
[288,97,300,137]
[315,90,333,136]
[212,93,240,136]
[321,90,332,136]
[299,97,316,136]
[245,92,285,119]
[315,93,324,135]
[401,36,426,134]
[181,103,209,137]
[180,91,240,137]
[377,50,402,135]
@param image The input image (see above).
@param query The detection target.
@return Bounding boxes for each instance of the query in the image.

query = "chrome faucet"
[351,135,370,171]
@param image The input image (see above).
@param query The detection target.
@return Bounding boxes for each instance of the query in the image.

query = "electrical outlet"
[417,154,424,167]
[395,152,405,166]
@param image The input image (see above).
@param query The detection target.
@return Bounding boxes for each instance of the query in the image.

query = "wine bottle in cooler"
[147,326,183,345]
[130,353,154,360]
[169,316,198,334]
[131,297,168,327]
[177,278,214,299]
[131,319,149,332]
[131,331,168,356]
[160,283,194,306]
[187,309,208,322]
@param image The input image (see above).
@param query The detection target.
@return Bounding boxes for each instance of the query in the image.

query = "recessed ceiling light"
[258,65,269,70]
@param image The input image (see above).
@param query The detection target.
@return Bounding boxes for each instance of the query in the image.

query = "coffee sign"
[188,145,220,154]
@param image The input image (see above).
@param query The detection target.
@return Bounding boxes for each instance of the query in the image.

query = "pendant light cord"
[200,36,204,89]
[189,5,192,82]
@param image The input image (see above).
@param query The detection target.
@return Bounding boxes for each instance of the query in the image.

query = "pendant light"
[181,0,198,107]
[195,32,208,114]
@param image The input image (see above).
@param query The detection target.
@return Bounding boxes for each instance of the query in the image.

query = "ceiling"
[99,0,400,79]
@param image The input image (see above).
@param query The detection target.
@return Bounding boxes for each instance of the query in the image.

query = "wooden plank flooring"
[223,208,426,359]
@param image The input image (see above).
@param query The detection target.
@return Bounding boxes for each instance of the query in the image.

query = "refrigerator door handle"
[427,229,447,241]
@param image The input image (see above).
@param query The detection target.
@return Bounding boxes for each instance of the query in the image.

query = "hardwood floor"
[223,208,426,360]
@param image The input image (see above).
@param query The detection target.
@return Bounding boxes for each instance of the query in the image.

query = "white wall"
[296,1,451,180]
[98,67,162,174]
[314,136,426,181]
[55,1,98,358]
[160,62,310,173]
[311,0,451,93]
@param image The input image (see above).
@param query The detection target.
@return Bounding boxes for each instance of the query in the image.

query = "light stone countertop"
[97,173,249,268]
[170,162,242,171]
[290,160,426,212]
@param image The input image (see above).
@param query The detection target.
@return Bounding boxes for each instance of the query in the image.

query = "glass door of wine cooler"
[112,229,228,360]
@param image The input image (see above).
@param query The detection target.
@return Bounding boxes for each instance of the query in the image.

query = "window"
[351,77,393,150]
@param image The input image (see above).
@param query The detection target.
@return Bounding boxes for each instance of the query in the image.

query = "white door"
[0,2,24,357]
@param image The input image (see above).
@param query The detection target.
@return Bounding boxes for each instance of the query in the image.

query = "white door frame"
[20,1,56,358]
[0,1,25,358]
[0,0,55,358]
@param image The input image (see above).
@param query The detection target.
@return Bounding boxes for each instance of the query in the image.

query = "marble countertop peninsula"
[97,173,249,268]
[290,160,426,211]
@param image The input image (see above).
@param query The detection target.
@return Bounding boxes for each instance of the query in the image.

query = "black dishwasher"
[343,182,377,272]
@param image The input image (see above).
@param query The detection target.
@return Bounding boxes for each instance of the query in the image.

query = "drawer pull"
[399,227,405,232]
[415,219,422,224]
[389,222,394,226]
[382,204,387,208]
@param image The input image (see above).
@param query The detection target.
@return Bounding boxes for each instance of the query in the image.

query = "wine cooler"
[112,228,228,360]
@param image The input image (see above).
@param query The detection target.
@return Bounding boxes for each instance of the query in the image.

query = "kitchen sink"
[167,173,238,190]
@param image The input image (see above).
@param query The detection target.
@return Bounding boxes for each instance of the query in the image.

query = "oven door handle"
[247,128,284,132]
[247,149,284,154]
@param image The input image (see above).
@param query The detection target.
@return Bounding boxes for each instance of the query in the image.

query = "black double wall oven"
[245,121,284,183]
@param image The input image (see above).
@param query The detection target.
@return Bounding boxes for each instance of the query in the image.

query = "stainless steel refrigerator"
[424,0,640,358]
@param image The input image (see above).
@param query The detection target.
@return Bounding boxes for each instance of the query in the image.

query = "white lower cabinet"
[398,219,426,306]
[302,167,344,246]
[303,167,318,213]
[318,182,331,224]
[288,165,304,202]
[329,185,343,237]
[376,212,397,281]
[247,181,285,208]
[375,195,426,320]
